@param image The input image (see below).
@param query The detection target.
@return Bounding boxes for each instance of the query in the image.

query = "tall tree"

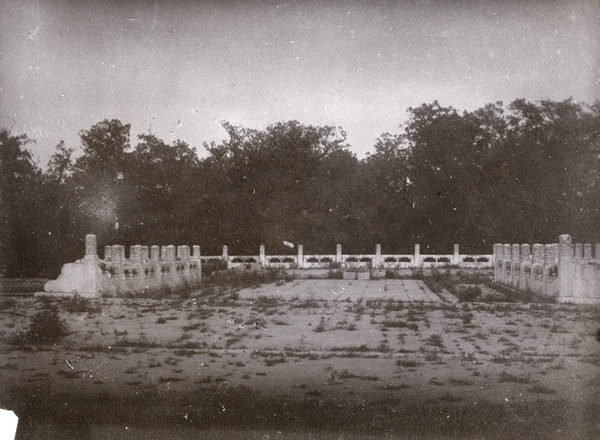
[361,133,413,251]
[0,130,45,276]
[203,121,352,254]
[69,119,133,246]
[125,134,202,244]
[494,98,600,243]
[403,102,497,251]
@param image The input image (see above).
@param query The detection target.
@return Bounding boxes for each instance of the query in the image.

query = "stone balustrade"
[493,235,600,304]
[41,235,201,297]
[201,243,492,270]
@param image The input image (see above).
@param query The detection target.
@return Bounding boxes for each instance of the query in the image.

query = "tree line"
[1,98,598,277]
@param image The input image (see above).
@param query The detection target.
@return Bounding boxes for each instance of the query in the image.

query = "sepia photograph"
[1,0,599,438]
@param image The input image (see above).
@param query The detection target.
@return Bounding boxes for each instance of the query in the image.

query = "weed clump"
[423,271,456,296]
[455,286,482,302]
[327,269,343,279]
[12,306,69,345]
[60,295,102,314]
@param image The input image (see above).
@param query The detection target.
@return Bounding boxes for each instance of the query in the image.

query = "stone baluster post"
[129,245,142,289]
[336,244,342,264]
[111,246,122,264]
[519,244,530,290]
[81,234,99,296]
[193,246,201,259]
[500,244,510,284]
[375,244,382,268]
[131,245,142,264]
[104,246,112,261]
[510,244,520,288]
[222,245,229,269]
[558,235,574,301]
[166,246,176,262]
[151,246,160,262]
[584,244,592,260]
[181,246,190,276]
[414,244,421,267]
[503,244,511,261]
[165,245,176,280]
[453,244,459,265]
[511,244,520,263]
[521,244,530,261]
[297,245,304,269]
[112,245,125,293]
[151,245,161,283]
[575,243,583,259]
[543,244,556,297]
[544,244,555,266]
[259,245,266,266]
[493,244,502,264]
[493,244,502,283]
[191,245,201,281]
[151,244,160,267]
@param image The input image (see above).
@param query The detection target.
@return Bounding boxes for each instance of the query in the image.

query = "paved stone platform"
[240,279,457,302]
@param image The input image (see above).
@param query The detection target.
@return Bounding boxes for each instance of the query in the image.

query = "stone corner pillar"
[453,244,459,265]
[85,234,97,258]
[336,244,342,263]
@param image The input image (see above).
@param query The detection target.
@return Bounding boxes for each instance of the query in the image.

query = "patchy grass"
[498,371,532,384]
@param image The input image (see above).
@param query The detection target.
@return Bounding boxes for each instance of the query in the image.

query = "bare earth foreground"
[1,279,599,439]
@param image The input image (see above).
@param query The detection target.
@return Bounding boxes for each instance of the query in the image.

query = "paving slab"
[239,279,455,302]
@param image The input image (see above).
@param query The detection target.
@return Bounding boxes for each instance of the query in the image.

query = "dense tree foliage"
[1,98,598,276]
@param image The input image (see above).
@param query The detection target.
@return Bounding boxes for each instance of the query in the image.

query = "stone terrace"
[238,279,456,302]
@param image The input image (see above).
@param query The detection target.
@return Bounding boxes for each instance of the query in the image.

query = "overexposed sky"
[1,0,599,167]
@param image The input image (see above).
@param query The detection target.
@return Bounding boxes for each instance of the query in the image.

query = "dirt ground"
[1,279,599,439]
